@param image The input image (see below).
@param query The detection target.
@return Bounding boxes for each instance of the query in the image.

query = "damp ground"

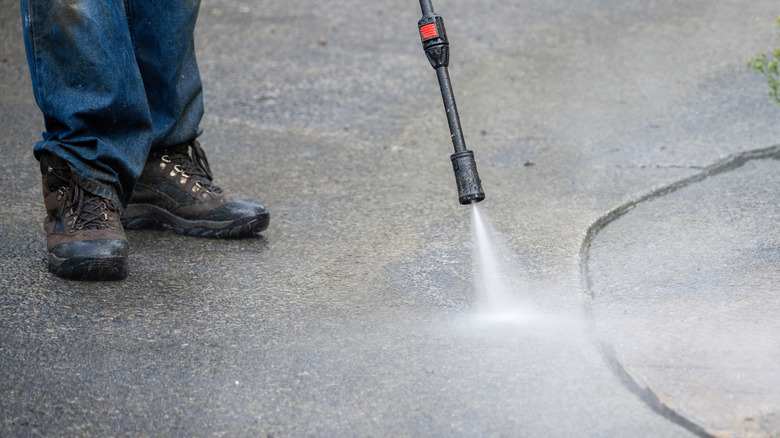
[2,0,780,436]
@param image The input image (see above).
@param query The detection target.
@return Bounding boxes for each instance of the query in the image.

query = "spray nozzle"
[451,150,485,204]
[418,0,486,205]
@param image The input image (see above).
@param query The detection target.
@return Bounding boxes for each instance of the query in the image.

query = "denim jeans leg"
[21,0,154,205]
[127,0,204,150]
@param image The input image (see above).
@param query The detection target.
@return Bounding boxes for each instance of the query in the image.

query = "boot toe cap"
[205,199,269,222]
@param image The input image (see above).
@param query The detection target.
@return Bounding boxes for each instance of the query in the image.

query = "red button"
[420,23,438,40]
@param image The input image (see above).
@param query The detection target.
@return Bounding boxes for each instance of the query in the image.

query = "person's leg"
[126,0,203,150]
[21,0,153,204]
[122,0,270,238]
[21,0,151,279]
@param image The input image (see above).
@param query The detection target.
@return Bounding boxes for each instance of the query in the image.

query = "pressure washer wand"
[418,0,485,204]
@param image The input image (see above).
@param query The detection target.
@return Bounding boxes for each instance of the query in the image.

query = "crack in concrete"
[608,164,707,170]
[578,144,780,438]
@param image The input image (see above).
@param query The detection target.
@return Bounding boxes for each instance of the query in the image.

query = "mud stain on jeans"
[51,0,87,45]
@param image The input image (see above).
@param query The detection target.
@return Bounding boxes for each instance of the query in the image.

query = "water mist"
[470,203,535,322]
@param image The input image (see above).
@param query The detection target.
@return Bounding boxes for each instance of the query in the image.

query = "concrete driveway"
[1,0,778,436]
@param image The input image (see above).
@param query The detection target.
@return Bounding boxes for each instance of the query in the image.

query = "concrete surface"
[583,148,780,437]
[1,0,779,436]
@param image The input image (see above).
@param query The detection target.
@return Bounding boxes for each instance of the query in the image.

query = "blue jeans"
[21,0,204,204]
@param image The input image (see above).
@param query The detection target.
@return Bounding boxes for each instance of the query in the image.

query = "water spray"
[418,0,485,205]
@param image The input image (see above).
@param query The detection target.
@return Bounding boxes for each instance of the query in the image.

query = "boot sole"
[122,204,269,238]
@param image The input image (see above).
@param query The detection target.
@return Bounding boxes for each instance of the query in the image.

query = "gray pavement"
[1,0,779,436]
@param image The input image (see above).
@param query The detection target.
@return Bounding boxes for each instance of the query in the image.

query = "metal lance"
[418,0,485,204]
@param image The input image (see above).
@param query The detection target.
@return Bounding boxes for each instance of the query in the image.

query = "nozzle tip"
[460,192,485,205]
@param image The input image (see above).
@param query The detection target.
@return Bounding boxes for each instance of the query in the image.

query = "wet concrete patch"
[584,149,780,437]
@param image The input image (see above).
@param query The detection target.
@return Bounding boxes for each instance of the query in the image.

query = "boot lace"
[160,141,223,194]
[48,164,118,231]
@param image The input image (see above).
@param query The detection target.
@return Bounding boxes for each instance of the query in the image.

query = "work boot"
[122,140,269,238]
[41,155,129,281]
